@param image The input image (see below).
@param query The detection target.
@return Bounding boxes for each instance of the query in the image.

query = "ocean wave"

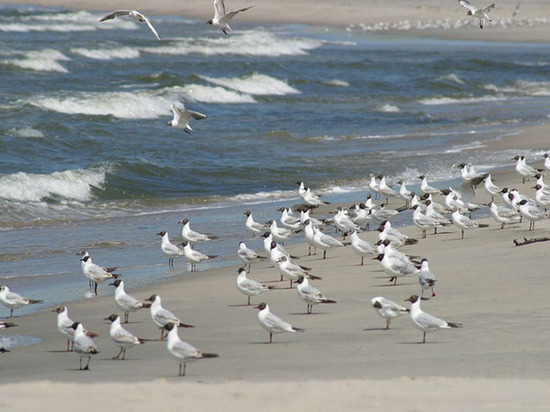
[199,73,299,95]
[485,80,550,97]
[436,73,465,85]
[4,49,70,73]
[70,46,140,60]
[322,79,350,87]
[375,104,400,113]
[142,31,323,57]
[0,165,110,203]
[419,95,506,105]
[171,84,256,104]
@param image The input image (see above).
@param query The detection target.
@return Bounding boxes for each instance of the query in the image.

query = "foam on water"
[70,46,140,60]
[376,104,400,113]
[323,79,350,87]
[200,72,299,95]
[0,166,109,203]
[7,126,45,138]
[172,84,256,104]
[419,95,507,105]
[436,73,466,85]
[142,31,323,57]
[5,49,70,73]
[485,80,550,97]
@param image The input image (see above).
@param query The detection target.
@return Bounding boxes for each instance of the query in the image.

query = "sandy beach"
[2,0,550,410]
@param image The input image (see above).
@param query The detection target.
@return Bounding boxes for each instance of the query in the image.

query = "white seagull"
[207,0,254,35]
[110,279,150,323]
[312,225,345,259]
[517,199,547,231]
[237,241,266,271]
[145,294,194,340]
[157,230,184,268]
[52,305,76,352]
[276,254,319,288]
[255,302,304,344]
[71,322,99,370]
[487,201,520,229]
[80,255,119,295]
[418,175,440,195]
[99,10,161,40]
[181,241,217,272]
[244,210,267,236]
[418,259,437,298]
[374,253,420,286]
[451,209,488,239]
[370,296,408,330]
[105,314,145,360]
[349,230,376,265]
[459,0,495,29]
[405,295,462,343]
[513,155,541,183]
[167,103,207,134]
[296,276,336,314]
[178,218,217,244]
[235,267,272,306]
[164,323,218,377]
[483,174,501,202]
[0,285,43,318]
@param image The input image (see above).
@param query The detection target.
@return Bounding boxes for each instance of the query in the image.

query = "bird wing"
[482,3,495,13]
[263,312,291,331]
[458,0,477,12]
[142,16,162,40]
[415,311,449,329]
[170,103,181,123]
[155,308,180,325]
[213,0,226,19]
[112,328,139,344]
[99,10,131,21]
[220,6,254,23]
[171,339,200,359]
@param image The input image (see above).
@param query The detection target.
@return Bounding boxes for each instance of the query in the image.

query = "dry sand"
[2,0,550,410]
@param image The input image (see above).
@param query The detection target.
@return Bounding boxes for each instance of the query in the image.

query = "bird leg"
[113,347,124,360]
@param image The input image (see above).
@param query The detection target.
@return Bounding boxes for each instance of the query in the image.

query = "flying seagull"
[99,10,162,40]
[459,0,495,29]
[207,0,254,35]
[167,103,207,134]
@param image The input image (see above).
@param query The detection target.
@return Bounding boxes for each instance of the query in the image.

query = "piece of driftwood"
[513,237,550,246]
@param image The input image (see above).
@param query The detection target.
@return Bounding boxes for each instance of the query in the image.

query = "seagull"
[302,187,329,207]
[517,199,547,231]
[303,219,319,256]
[178,218,217,244]
[0,320,17,329]
[181,241,217,272]
[0,285,43,318]
[278,207,301,231]
[105,314,146,360]
[374,253,420,286]
[312,225,345,259]
[425,199,451,234]
[70,322,99,370]
[483,174,501,202]
[99,10,161,40]
[52,305,76,352]
[157,231,184,268]
[237,241,266,271]
[295,276,336,314]
[207,0,254,35]
[543,153,550,171]
[370,297,408,330]
[458,0,495,29]
[533,184,550,210]
[418,175,440,195]
[110,279,150,323]
[276,254,319,288]
[412,204,443,239]
[145,294,194,340]
[268,219,299,244]
[244,210,267,236]
[405,295,462,343]
[397,180,413,205]
[255,302,304,344]
[376,240,419,266]
[378,175,399,205]
[80,255,120,295]
[235,267,272,306]
[332,208,360,233]
[513,155,542,183]
[349,230,376,265]
[451,209,488,239]
[263,233,296,267]
[0,342,9,353]
[167,103,207,134]
[369,174,380,198]
[164,323,218,376]
[418,259,437,298]
[487,201,520,229]
[378,221,418,247]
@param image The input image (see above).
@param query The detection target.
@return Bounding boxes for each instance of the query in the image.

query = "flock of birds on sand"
[0,0,545,376]
[2,151,550,374]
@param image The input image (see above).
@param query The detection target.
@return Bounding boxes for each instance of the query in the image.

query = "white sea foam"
[142,31,322,57]
[8,126,45,138]
[419,95,506,105]
[485,80,550,97]
[323,79,350,87]
[171,84,256,104]
[5,49,70,73]
[31,90,171,119]
[0,166,109,203]
[199,73,299,95]
[230,190,297,203]
[70,46,140,60]
[376,104,400,113]
[436,73,466,85]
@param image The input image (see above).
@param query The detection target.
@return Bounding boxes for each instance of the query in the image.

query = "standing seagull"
[145,294,194,340]
[459,0,495,29]
[237,241,265,271]
[164,323,218,377]
[295,276,336,314]
[80,255,119,295]
[157,231,184,268]
[451,209,488,239]
[178,218,217,244]
[0,285,43,318]
[255,302,304,343]
[52,305,76,352]
[370,297,409,330]
[70,322,99,370]
[99,10,162,40]
[418,259,437,298]
[207,0,254,35]
[244,210,267,236]
[349,230,376,265]
[105,314,145,360]
[181,241,217,272]
[167,103,207,134]
[110,279,150,323]
[405,295,462,343]
[235,267,272,306]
